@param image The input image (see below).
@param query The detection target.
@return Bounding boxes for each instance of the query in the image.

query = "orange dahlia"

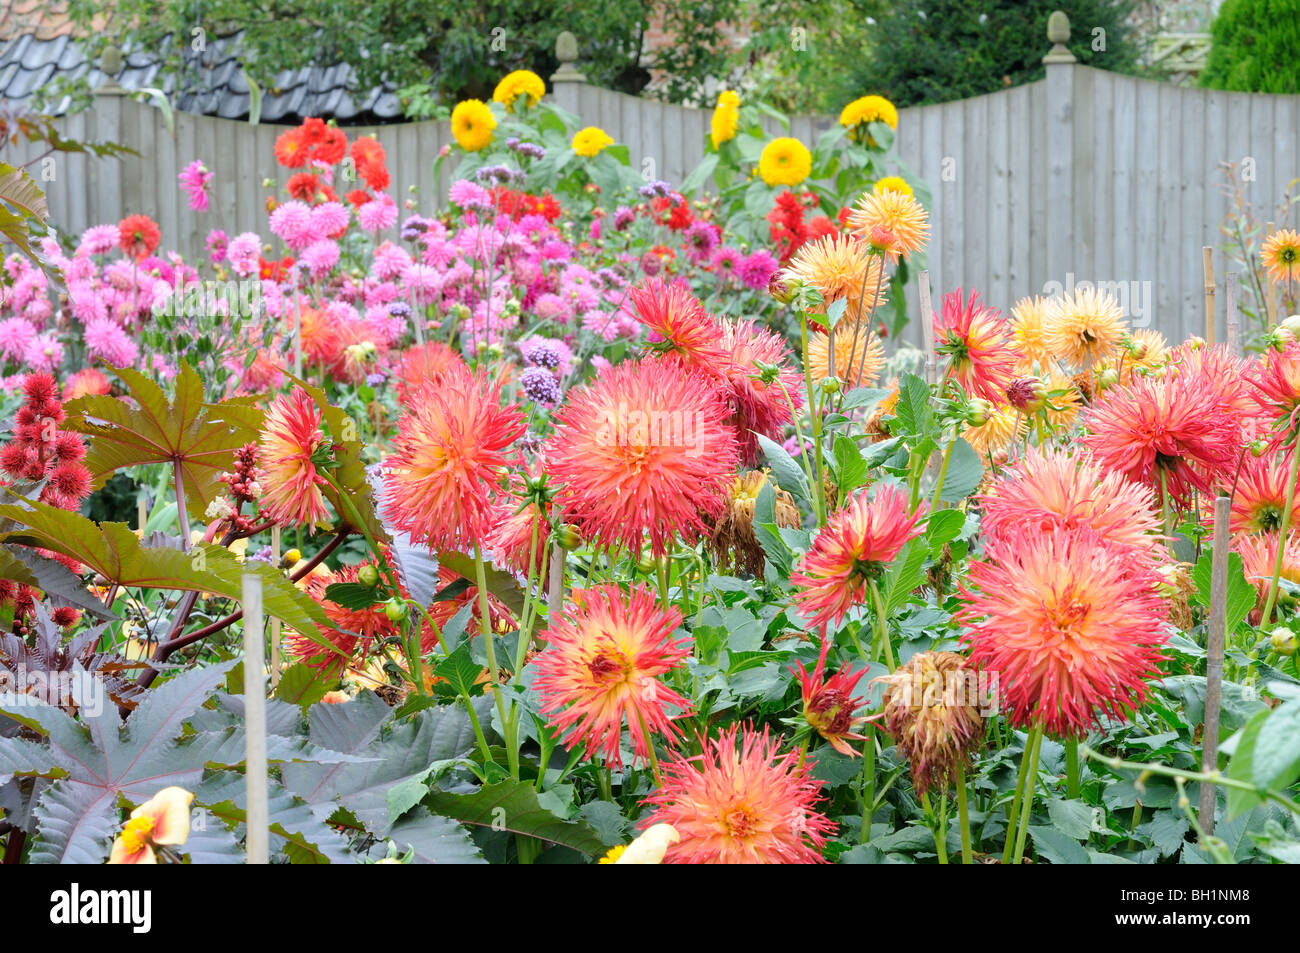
[962,404,1026,459]
[1236,531,1300,612]
[628,278,727,366]
[791,483,926,631]
[957,527,1169,738]
[546,357,740,557]
[1262,229,1300,285]
[847,188,929,263]
[1251,340,1300,442]
[1084,364,1241,507]
[1045,288,1127,368]
[383,364,526,552]
[395,340,468,403]
[487,485,551,577]
[1224,451,1300,536]
[934,288,1018,404]
[782,234,880,309]
[807,321,885,390]
[979,447,1166,567]
[1010,295,1053,369]
[297,305,346,369]
[259,386,331,529]
[533,584,691,768]
[640,725,835,864]
[423,564,517,643]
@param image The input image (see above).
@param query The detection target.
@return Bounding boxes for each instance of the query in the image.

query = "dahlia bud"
[752,360,780,384]
[1004,376,1046,413]
[1186,335,1207,351]
[636,552,657,574]
[820,376,842,395]
[1126,337,1148,361]
[1096,367,1119,390]
[767,273,794,305]
[1268,328,1292,352]
[1270,626,1298,656]
[1281,314,1300,338]
[556,525,583,550]
[357,565,380,588]
[640,251,661,277]
[965,398,993,427]
[384,599,409,623]
[280,548,302,569]
[867,224,896,254]
[875,652,986,796]
[1250,438,1270,457]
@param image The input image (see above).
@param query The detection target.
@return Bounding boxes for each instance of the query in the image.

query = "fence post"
[91,46,128,237]
[550,31,587,115]
[1043,12,1076,294]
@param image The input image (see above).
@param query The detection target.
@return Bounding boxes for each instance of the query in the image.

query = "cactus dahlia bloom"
[546,357,739,557]
[383,364,526,552]
[1251,340,1300,443]
[289,561,395,673]
[627,278,727,366]
[1261,228,1300,285]
[714,316,803,463]
[1235,531,1300,613]
[875,651,985,795]
[933,288,1017,404]
[1224,451,1300,536]
[108,787,194,864]
[640,725,835,864]
[533,584,691,768]
[1083,365,1240,507]
[979,447,1166,568]
[846,187,929,262]
[791,637,870,756]
[791,484,926,632]
[1010,295,1053,369]
[1045,288,1127,367]
[957,526,1169,739]
[259,386,331,529]
[806,321,886,390]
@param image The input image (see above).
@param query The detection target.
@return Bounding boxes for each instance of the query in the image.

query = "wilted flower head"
[875,651,985,795]
[791,637,870,757]
[708,470,801,576]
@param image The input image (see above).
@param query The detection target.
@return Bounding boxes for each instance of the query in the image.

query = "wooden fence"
[9,16,1300,345]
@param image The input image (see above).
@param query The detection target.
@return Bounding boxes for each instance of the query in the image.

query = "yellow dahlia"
[1010,295,1053,369]
[847,188,929,263]
[758,137,812,187]
[839,94,899,142]
[451,99,496,151]
[873,175,912,198]
[492,69,545,111]
[963,404,1025,458]
[807,321,885,389]
[782,233,880,308]
[1045,288,1127,367]
[572,126,614,157]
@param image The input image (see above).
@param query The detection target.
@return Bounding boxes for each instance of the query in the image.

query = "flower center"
[120,815,156,854]
[586,649,631,686]
[725,804,759,840]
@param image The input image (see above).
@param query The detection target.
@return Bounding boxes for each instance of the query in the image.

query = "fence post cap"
[95,44,129,94]
[1043,10,1077,64]
[552,31,587,84]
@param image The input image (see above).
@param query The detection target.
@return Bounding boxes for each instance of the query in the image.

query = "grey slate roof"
[0,31,407,124]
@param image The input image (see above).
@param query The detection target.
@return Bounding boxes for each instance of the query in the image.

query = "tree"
[1200,0,1300,94]
[55,0,742,115]
[848,0,1144,108]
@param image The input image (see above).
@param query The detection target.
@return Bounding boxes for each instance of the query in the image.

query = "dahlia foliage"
[2,70,1298,871]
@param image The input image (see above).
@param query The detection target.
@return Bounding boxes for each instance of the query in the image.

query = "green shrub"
[1201,0,1300,93]
[850,0,1144,107]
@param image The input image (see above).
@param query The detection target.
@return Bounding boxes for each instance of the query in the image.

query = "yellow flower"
[602,824,680,864]
[873,175,912,198]
[711,90,740,148]
[598,845,627,864]
[572,126,614,157]
[1045,288,1127,367]
[108,787,194,864]
[1010,295,1053,370]
[1262,229,1300,284]
[451,99,496,152]
[758,137,812,186]
[492,70,545,111]
[840,94,899,143]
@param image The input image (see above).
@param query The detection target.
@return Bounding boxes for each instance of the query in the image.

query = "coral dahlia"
[259,386,331,529]
[934,288,1017,404]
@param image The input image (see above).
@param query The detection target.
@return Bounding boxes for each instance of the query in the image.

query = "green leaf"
[0,504,340,660]
[0,162,48,261]
[385,807,485,864]
[64,362,260,520]
[274,662,331,709]
[437,551,525,620]
[1045,798,1096,839]
[0,545,116,620]
[825,296,848,330]
[757,434,811,508]
[1251,699,1300,793]
[833,435,868,495]
[840,387,890,413]
[424,779,608,857]
[1027,826,1090,864]
[680,152,720,194]
[434,643,484,698]
[925,509,965,554]
[1191,548,1256,635]
[892,373,933,436]
[938,438,984,503]
[324,582,381,611]
[1225,709,1269,819]
[882,537,928,614]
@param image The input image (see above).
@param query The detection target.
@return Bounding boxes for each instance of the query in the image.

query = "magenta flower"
[178,160,213,212]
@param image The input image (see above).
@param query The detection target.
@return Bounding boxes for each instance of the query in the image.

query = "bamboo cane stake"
[1202,247,1215,345]
[242,573,269,864]
[1198,496,1230,836]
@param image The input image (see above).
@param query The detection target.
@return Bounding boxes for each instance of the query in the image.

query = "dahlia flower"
[847,188,929,262]
[259,386,331,528]
[934,288,1017,403]
[1262,228,1300,285]
[1045,288,1127,367]
[791,637,870,756]
[108,787,194,864]
[639,725,835,864]
[533,584,691,768]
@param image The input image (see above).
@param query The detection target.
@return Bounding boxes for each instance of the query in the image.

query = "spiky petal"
[259,386,330,529]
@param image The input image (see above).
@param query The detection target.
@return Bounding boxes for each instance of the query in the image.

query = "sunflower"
[639,725,836,864]
[839,94,899,144]
[450,99,496,152]
[872,175,912,197]
[711,90,741,149]
[758,137,812,187]
[572,126,614,157]
[492,69,545,111]
[1262,228,1300,285]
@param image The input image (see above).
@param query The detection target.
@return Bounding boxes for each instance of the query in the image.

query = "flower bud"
[384,599,409,623]
[1250,438,1270,457]
[556,525,583,550]
[820,376,841,395]
[1270,626,1298,656]
[1096,368,1119,390]
[1004,376,1046,413]
[767,273,793,305]
[280,548,302,569]
[965,398,993,427]
[358,565,380,588]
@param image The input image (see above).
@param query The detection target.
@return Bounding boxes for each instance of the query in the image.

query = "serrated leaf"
[274,662,331,709]
[882,537,928,614]
[0,504,340,660]
[1251,700,1300,793]
[203,781,352,864]
[0,546,115,619]
[1138,811,1191,856]
[437,551,525,620]
[1191,548,1255,635]
[424,779,608,857]
[893,373,933,435]
[385,807,485,863]
[1225,709,1268,819]
[938,438,983,503]
[840,386,890,413]
[324,582,381,611]
[63,363,258,520]
[833,434,868,495]
[1045,798,1095,839]
[1027,826,1090,864]
[925,509,965,553]
[434,643,485,698]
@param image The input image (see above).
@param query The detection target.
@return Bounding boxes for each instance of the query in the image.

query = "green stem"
[636,707,662,786]
[1011,724,1044,864]
[930,429,957,510]
[1002,728,1034,864]
[1262,444,1300,625]
[473,543,514,775]
[1065,736,1081,799]
[656,558,671,609]
[956,761,973,865]
[922,792,948,864]
[858,726,876,844]
[800,312,828,525]
[869,579,895,670]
